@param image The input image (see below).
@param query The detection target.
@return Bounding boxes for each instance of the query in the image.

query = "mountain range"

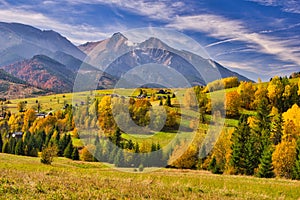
[0,22,251,97]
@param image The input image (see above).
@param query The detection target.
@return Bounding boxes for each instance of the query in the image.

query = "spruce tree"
[133,143,141,167]
[0,133,3,152]
[208,156,222,174]
[230,114,252,174]
[112,128,122,147]
[257,147,275,178]
[102,140,113,162]
[250,98,272,172]
[159,99,163,106]
[15,140,24,155]
[109,146,118,163]
[243,135,256,175]
[58,134,68,156]
[156,143,164,167]
[270,113,283,145]
[8,137,16,154]
[165,95,171,107]
[148,143,157,167]
[292,139,300,180]
[63,141,74,159]
[71,147,80,160]
[2,141,9,153]
[94,143,102,162]
[94,135,100,146]
[114,149,125,167]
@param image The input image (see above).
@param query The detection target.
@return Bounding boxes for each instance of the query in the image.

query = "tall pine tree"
[257,147,275,178]
[0,133,2,152]
[71,147,80,160]
[230,114,251,174]
[114,149,125,167]
[63,141,74,159]
[292,139,300,180]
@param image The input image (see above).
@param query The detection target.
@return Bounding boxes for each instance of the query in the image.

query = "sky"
[0,0,299,81]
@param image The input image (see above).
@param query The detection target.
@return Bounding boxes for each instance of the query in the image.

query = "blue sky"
[0,0,299,81]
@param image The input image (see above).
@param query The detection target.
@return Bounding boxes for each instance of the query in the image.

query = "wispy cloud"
[0,8,118,44]
[63,0,186,21]
[248,0,300,14]
[166,14,300,67]
[205,38,239,48]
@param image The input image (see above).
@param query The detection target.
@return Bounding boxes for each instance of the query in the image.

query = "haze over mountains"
[0,22,251,97]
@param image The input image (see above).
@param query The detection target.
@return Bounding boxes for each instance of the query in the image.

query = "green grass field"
[0,153,299,199]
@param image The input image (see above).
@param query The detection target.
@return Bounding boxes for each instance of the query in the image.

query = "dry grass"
[0,153,299,200]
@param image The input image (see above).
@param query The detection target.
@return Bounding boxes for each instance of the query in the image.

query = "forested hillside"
[0,75,300,179]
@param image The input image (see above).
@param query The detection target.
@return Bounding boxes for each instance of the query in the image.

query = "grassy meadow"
[0,153,300,200]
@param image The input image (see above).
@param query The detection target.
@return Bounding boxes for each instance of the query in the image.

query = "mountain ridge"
[0,22,252,96]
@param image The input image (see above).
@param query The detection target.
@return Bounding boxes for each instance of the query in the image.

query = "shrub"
[41,146,58,165]
[139,164,144,172]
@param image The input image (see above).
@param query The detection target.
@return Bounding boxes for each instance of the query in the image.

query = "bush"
[41,146,58,165]
[139,164,144,172]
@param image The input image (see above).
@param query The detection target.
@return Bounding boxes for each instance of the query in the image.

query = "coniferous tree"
[8,137,16,154]
[156,143,164,166]
[109,146,118,163]
[292,139,300,180]
[112,128,122,147]
[230,114,251,174]
[159,99,163,106]
[15,140,24,155]
[58,134,68,156]
[71,147,80,160]
[250,97,272,171]
[94,135,100,146]
[114,149,125,167]
[63,141,74,159]
[133,143,141,167]
[2,141,9,153]
[102,140,113,162]
[257,147,275,178]
[148,143,157,167]
[0,133,3,151]
[244,134,257,175]
[126,139,134,150]
[270,113,283,145]
[208,156,222,174]
[165,95,171,107]
[94,142,102,162]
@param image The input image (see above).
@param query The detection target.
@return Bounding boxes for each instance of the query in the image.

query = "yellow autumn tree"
[225,91,241,117]
[282,104,300,140]
[22,109,36,132]
[168,141,198,169]
[267,76,284,107]
[183,88,198,109]
[237,81,256,109]
[272,139,297,178]
[298,79,300,95]
[81,144,95,161]
[252,84,268,109]
[98,96,116,135]
[211,129,233,173]
[8,114,22,132]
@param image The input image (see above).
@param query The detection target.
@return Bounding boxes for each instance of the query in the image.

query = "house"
[36,113,46,119]
[12,132,23,138]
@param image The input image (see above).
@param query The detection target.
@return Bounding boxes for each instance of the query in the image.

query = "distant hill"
[0,22,86,66]
[0,69,47,99]
[0,69,26,84]
[1,55,117,93]
[1,55,75,93]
